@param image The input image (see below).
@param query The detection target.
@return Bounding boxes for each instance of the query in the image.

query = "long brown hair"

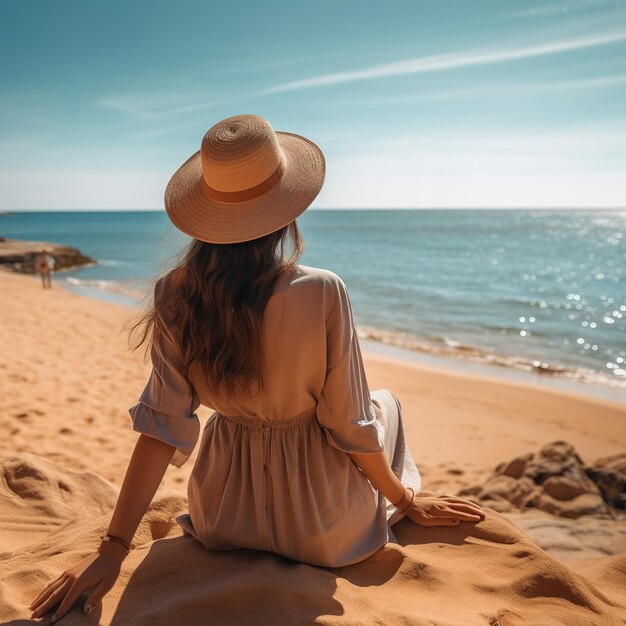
[127,220,305,399]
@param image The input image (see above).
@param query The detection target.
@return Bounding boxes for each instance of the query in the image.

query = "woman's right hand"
[29,543,125,621]
[403,490,486,527]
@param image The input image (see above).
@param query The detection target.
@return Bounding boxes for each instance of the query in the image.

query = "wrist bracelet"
[391,486,408,507]
[100,534,130,555]
[395,487,415,514]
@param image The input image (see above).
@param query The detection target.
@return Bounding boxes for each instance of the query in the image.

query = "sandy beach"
[1,268,625,624]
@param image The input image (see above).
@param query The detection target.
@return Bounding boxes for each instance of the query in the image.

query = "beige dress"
[129,264,422,568]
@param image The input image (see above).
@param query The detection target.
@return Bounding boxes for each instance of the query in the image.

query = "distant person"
[30,115,485,621]
[35,249,55,289]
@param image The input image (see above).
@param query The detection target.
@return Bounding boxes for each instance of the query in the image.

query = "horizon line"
[2,207,626,213]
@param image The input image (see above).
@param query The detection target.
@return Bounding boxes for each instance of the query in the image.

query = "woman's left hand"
[404,491,485,527]
[29,544,125,621]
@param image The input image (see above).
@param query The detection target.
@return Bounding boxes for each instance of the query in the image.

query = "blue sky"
[1,0,625,210]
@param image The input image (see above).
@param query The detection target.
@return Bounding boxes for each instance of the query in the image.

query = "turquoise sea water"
[1,209,625,392]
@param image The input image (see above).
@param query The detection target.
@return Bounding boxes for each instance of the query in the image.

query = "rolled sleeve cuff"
[129,402,200,468]
[321,408,385,454]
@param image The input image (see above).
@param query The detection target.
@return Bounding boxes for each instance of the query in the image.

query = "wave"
[60,277,625,392]
[64,277,148,300]
[355,324,626,391]
[482,324,549,337]
[96,259,127,267]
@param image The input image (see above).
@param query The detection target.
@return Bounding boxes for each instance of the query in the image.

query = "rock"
[500,454,532,479]
[585,453,626,510]
[509,477,542,508]
[457,484,481,496]
[481,474,517,499]
[457,441,626,520]
[539,441,584,465]
[463,491,516,513]
[537,493,608,518]
[526,460,585,486]
[543,475,599,501]
[591,453,626,475]
[0,237,95,273]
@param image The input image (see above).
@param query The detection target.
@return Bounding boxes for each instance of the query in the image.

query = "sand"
[1,268,625,624]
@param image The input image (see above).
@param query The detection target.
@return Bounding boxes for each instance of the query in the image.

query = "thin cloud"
[258,30,626,94]
[97,94,224,119]
[211,53,332,75]
[508,0,626,19]
[202,53,331,76]
[336,74,626,108]
[97,55,328,119]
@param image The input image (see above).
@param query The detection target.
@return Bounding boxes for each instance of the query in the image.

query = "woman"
[30,114,485,622]
[35,248,54,289]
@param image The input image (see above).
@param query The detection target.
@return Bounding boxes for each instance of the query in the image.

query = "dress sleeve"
[316,274,385,454]
[128,315,201,468]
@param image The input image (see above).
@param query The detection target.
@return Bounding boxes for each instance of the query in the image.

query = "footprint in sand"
[446,468,465,476]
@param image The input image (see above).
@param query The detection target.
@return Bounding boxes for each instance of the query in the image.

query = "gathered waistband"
[216,406,317,429]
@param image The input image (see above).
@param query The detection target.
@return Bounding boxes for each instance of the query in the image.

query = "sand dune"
[1,268,625,624]
[1,453,625,625]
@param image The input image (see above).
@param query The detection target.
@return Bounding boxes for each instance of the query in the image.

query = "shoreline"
[1,216,623,399]
[55,273,626,406]
[360,334,626,405]
[3,266,623,471]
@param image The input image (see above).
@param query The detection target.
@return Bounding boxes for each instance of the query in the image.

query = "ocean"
[2,209,625,396]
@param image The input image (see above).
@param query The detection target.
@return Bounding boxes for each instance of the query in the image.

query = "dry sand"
[1,268,625,624]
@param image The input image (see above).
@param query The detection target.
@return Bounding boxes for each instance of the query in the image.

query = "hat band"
[203,156,286,203]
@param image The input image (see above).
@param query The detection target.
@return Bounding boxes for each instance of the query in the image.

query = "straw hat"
[164,114,326,244]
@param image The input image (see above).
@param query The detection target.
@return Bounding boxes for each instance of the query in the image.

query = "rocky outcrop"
[586,453,626,510]
[458,441,626,519]
[0,238,95,273]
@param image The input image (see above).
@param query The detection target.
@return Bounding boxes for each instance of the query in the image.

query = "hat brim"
[164,130,326,244]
